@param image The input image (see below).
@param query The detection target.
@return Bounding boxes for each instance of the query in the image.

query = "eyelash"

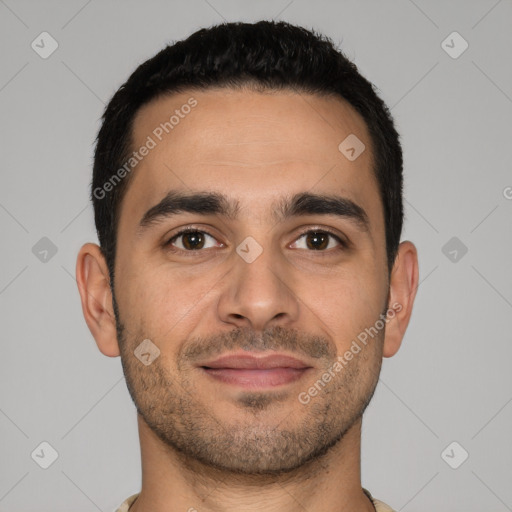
[164,226,348,256]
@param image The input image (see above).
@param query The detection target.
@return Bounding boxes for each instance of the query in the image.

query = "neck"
[129,415,375,512]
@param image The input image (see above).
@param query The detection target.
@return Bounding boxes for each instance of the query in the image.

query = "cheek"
[306,266,385,346]
[121,261,222,339]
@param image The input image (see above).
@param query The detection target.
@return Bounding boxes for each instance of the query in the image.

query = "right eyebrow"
[137,190,240,235]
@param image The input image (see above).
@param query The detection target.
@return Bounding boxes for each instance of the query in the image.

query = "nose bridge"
[217,236,299,330]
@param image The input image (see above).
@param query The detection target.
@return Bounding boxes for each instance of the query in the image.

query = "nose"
[217,245,300,332]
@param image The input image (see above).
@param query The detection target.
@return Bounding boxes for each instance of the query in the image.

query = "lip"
[198,353,313,389]
[199,353,312,370]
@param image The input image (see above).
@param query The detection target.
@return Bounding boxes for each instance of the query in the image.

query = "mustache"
[179,325,336,365]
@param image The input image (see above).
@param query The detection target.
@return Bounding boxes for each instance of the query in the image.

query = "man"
[76,20,418,512]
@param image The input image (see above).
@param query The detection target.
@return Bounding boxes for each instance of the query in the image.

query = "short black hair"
[92,20,403,287]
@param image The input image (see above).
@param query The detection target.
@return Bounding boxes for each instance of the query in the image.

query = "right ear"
[75,243,120,357]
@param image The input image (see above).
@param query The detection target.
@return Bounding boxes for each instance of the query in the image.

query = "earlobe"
[75,243,120,357]
[382,241,419,358]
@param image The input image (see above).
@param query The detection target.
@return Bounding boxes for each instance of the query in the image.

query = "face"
[111,88,391,474]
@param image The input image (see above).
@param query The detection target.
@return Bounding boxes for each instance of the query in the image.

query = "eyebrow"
[137,190,370,235]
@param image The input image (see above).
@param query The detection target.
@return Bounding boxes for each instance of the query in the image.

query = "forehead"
[120,88,382,230]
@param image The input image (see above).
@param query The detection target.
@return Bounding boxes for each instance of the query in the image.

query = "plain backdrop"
[1,1,511,511]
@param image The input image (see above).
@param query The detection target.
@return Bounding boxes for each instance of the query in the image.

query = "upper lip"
[199,353,312,370]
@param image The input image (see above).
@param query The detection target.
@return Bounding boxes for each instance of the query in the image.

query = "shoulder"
[363,487,396,512]
[114,492,139,512]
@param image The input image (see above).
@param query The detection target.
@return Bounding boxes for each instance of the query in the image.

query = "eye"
[164,227,347,255]
[290,230,346,251]
[165,228,222,251]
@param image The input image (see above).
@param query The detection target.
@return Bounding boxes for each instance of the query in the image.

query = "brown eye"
[181,231,205,250]
[305,232,329,250]
[166,230,219,251]
[290,230,345,251]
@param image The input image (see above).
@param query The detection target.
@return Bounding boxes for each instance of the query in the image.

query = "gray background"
[1,0,511,510]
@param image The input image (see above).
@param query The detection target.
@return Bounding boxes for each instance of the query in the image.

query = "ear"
[382,241,419,358]
[75,243,120,357]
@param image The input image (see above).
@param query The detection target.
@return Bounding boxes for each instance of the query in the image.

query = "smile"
[198,353,315,389]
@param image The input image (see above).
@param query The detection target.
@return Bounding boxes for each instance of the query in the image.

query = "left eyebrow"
[274,192,370,232]
[137,190,370,235]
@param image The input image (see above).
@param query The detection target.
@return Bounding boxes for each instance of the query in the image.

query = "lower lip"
[201,367,311,389]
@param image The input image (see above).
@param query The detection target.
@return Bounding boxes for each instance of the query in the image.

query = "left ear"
[383,241,419,358]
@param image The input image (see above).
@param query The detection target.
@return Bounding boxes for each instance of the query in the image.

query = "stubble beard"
[114,300,383,477]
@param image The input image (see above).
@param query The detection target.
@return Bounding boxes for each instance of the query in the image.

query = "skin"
[76,88,419,512]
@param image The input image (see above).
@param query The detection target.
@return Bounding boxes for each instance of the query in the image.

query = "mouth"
[198,353,313,389]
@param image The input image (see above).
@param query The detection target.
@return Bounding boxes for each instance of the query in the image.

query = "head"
[77,21,418,475]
